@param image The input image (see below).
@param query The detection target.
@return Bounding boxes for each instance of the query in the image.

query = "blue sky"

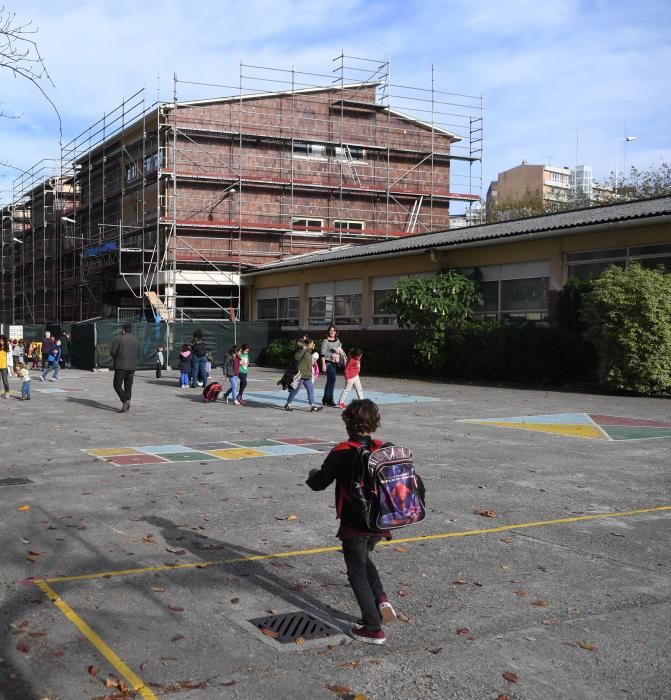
[1,0,669,208]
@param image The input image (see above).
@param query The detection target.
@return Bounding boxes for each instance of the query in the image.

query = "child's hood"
[180,350,191,358]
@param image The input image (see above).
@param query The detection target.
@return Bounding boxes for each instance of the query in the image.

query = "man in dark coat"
[110,323,140,413]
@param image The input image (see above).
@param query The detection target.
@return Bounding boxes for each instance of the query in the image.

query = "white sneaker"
[197,382,203,387]
[49,378,56,382]
[233,399,240,405]
[39,376,45,382]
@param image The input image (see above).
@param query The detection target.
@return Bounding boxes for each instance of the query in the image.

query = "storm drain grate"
[0,477,33,487]
[249,611,340,644]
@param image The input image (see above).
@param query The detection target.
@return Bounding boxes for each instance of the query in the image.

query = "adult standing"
[41,331,54,371]
[190,330,208,388]
[60,332,70,369]
[0,335,10,398]
[320,324,346,407]
[110,323,140,413]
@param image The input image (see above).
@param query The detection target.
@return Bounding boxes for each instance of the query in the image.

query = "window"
[333,145,365,161]
[334,220,365,232]
[372,289,395,325]
[470,262,550,321]
[125,162,137,182]
[292,218,323,231]
[256,286,299,327]
[566,244,671,280]
[308,280,362,327]
[293,142,326,159]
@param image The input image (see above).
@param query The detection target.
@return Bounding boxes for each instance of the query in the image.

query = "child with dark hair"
[222,345,241,405]
[307,399,420,644]
[238,343,250,405]
[337,348,364,409]
[178,344,192,388]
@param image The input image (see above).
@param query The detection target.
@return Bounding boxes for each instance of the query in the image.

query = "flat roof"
[244,196,671,275]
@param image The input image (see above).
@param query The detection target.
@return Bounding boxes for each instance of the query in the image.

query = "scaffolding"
[4,55,482,325]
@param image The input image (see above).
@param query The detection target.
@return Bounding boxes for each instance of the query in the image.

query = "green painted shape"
[602,425,671,440]
[161,451,219,462]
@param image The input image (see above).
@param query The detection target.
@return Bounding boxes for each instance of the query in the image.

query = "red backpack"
[202,382,223,402]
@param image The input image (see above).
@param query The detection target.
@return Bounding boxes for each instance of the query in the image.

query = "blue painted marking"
[34,388,66,394]
[255,444,320,456]
[242,390,441,408]
[137,444,193,454]
[464,413,593,425]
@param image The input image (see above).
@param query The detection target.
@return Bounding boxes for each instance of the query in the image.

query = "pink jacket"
[344,357,360,381]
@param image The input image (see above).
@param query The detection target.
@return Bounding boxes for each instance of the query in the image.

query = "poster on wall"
[9,325,24,341]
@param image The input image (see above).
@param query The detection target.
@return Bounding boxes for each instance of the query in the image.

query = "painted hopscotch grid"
[460,413,671,441]
[85,437,336,466]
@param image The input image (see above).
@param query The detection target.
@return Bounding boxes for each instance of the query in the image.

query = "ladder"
[144,291,170,321]
[405,196,423,233]
[343,145,361,186]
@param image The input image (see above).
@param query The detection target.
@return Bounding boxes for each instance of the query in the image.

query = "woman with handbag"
[320,325,346,407]
[284,339,323,412]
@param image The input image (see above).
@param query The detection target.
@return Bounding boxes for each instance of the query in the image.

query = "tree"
[487,190,548,222]
[598,162,671,201]
[581,262,671,394]
[382,270,482,367]
[0,7,59,129]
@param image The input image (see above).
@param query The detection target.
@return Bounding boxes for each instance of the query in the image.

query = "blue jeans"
[180,371,190,386]
[287,377,316,406]
[191,356,207,386]
[42,361,60,380]
[223,375,239,401]
[22,380,31,398]
[322,362,337,403]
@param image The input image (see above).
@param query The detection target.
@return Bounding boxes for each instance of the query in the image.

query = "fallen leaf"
[287,515,298,521]
[393,546,408,553]
[327,685,353,696]
[105,677,119,688]
[538,566,553,572]
[369,658,383,665]
[165,547,186,555]
[515,590,529,597]
[472,581,483,587]
[230,597,240,604]
[456,627,469,636]
[178,680,207,690]
[428,646,443,654]
[496,695,512,700]
[17,505,31,511]
[500,538,513,544]
[150,587,165,593]
[578,641,598,652]
[167,605,184,612]
[27,550,43,556]
[452,579,467,585]
[223,680,237,687]
[474,508,495,517]
[478,485,486,489]
[501,565,510,571]
[171,634,184,642]
[139,660,149,671]
[398,589,409,597]
[531,600,550,607]
[502,671,519,683]
[28,632,47,638]
[260,627,280,638]
[16,642,31,653]
[88,665,99,677]
[294,637,305,645]
[542,619,555,625]
[610,532,625,538]
[337,660,360,669]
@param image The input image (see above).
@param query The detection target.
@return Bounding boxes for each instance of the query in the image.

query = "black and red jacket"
[306,434,392,540]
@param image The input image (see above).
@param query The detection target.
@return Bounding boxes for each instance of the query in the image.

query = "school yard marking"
[30,505,671,697]
[84,437,336,466]
[241,389,442,409]
[460,413,671,441]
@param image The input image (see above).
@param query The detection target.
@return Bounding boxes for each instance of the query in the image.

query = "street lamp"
[614,136,638,196]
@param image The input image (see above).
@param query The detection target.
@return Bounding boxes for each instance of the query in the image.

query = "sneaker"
[197,382,204,387]
[39,376,45,382]
[53,377,61,381]
[310,405,323,412]
[350,626,385,645]
[49,378,56,382]
[337,402,346,409]
[378,601,397,625]
[284,404,293,411]
[233,399,240,405]
[237,398,246,405]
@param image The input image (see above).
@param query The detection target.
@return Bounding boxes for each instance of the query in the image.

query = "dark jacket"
[222,353,238,377]
[191,338,208,358]
[42,337,54,357]
[110,332,140,370]
[178,350,192,373]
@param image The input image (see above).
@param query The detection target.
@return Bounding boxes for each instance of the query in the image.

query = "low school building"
[243,196,671,331]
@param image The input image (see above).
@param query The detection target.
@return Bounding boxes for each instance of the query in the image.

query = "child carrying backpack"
[307,399,425,645]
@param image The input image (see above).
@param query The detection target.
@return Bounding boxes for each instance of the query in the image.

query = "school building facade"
[243,197,671,330]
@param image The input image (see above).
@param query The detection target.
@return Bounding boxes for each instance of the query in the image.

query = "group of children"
[0,334,64,400]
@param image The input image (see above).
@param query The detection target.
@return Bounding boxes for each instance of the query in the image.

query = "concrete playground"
[0,366,669,699]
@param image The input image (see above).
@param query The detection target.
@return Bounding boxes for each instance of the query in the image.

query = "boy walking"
[307,399,420,644]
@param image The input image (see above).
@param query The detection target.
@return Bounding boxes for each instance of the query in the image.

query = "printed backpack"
[202,382,223,402]
[349,441,426,530]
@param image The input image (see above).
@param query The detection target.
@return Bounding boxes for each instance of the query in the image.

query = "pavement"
[0,366,669,700]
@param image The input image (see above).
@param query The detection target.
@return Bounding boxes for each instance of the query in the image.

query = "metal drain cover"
[0,477,33,487]
[249,611,340,644]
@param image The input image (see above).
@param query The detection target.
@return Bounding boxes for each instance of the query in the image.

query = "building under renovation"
[0,57,482,324]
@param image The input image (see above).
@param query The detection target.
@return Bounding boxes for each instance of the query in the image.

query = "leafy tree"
[598,162,671,201]
[581,262,671,393]
[487,190,548,222]
[557,277,594,336]
[382,270,482,367]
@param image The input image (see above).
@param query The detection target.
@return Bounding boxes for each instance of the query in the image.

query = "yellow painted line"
[34,579,156,699]
[41,505,671,584]
[466,420,608,440]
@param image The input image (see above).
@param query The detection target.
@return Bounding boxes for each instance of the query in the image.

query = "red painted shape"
[589,414,671,428]
[108,454,168,465]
